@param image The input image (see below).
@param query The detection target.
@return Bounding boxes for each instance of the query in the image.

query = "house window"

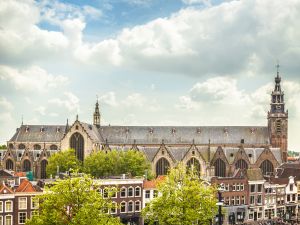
[153,190,158,198]
[103,188,108,198]
[128,201,133,212]
[120,202,126,213]
[5,215,12,225]
[257,184,262,193]
[232,184,236,191]
[135,201,141,212]
[290,184,293,192]
[135,187,141,197]
[128,187,134,197]
[120,187,127,198]
[250,195,255,205]
[231,197,235,205]
[250,184,255,193]
[19,197,27,210]
[111,202,117,214]
[236,196,240,205]
[5,201,12,212]
[18,212,26,224]
[236,184,240,191]
[257,195,262,204]
[0,216,2,225]
[225,184,229,191]
[111,188,117,198]
[145,190,150,198]
[241,196,245,205]
[240,183,244,191]
[0,201,2,213]
[287,195,290,202]
[31,197,39,209]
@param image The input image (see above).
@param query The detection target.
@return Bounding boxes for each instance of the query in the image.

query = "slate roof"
[80,122,103,143]
[99,126,269,145]
[10,125,66,143]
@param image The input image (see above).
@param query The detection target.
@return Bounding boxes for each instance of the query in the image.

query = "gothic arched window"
[6,159,14,170]
[50,145,58,150]
[70,132,84,161]
[41,160,48,179]
[214,159,226,177]
[186,157,201,173]
[34,144,41,150]
[156,157,170,176]
[18,144,25,150]
[235,159,248,170]
[260,160,274,176]
[23,160,31,172]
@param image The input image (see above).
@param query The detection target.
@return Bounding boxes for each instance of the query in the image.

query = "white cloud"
[122,93,145,107]
[0,97,13,111]
[182,0,211,6]
[35,106,46,116]
[176,95,200,110]
[99,92,118,107]
[49,92,80,112]
[0,65,68,92]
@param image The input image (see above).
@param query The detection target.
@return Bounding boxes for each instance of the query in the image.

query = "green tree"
[142,163,217,225]
[26,175,122,225]
[46,149,81,177]
[0,144,7,149]
[83,149,152,178]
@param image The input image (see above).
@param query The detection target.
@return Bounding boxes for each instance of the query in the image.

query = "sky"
[0,0,300,151]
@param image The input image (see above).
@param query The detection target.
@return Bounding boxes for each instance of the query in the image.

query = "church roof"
[10,125,66,143]
[99,126,269,145]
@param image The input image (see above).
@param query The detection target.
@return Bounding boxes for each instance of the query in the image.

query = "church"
[2,70,288,179]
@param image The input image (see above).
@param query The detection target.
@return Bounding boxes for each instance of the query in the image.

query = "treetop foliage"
[142,163,217,225]
[26,174,122,225]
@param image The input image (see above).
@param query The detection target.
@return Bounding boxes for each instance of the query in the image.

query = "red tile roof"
[15,179,36,193]
[144,176,166,189]
[0,184,14,194]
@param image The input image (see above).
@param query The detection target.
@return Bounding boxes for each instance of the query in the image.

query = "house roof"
[0,184,14,194]
[15,179,37,192]
[247,168,264,181]
[144,176,165,189]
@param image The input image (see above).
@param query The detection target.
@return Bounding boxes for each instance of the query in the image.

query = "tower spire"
[65,119,69,134]
[93,96,101,128]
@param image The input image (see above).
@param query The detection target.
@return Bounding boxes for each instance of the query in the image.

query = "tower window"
[276,120,282,134]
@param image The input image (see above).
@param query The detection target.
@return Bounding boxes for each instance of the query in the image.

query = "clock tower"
[268,65,288,162]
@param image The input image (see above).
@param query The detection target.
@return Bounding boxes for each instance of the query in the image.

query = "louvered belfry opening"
[70,132,84,161]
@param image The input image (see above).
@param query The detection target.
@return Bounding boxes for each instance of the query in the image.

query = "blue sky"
[1,0,300,151]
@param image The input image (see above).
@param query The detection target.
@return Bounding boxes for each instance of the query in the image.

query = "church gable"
[255,147,280,169]
[211,146,229,166]
[232,147,251,168]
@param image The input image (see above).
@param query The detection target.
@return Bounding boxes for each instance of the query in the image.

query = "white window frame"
[145,190,150,198]
[135,187,141,197]
[110,202,117,214]
[5,201,13,212]
[5,215,12,225]
[18,212,27,224]
[120,187,127,198]
[128,186,134,197]
[135,201,141,212]
[19,197,27,210]
[111,187,117,198]
[127,201,134,213]
[0,202,3,213]
[31,197,39,209]
[120,201,127,213]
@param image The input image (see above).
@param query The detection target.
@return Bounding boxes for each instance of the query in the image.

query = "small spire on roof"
[276,60,280,77]
[65,119,69,134]
[21,115,23,126]
[76,114,79,121]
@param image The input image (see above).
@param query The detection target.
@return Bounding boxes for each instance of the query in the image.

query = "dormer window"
[149,128,154,134]
[197,128,201,134]
[171,128,176,134]
[56,127,60,132]
[224,128,228,134]
[40,127,44,132]
[25,126,29,132]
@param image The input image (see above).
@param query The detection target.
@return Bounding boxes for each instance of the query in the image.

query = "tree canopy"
[83,149,152,178]
[0,144,6,149]
[46,149,82,178]
[26,175,122,225]
[142,163,217,225]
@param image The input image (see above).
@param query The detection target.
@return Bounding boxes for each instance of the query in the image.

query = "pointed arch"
[70,132,84,161]
[214,159,226,177]
[186,157,201,173]
[41,160,48,179]
[260,160,274,176]
[34,144,41,150]
[50,145,58,150]
[235,159,248,170]
[5,159,14,170]
[156,157,170,176]
[22,159,31,172]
